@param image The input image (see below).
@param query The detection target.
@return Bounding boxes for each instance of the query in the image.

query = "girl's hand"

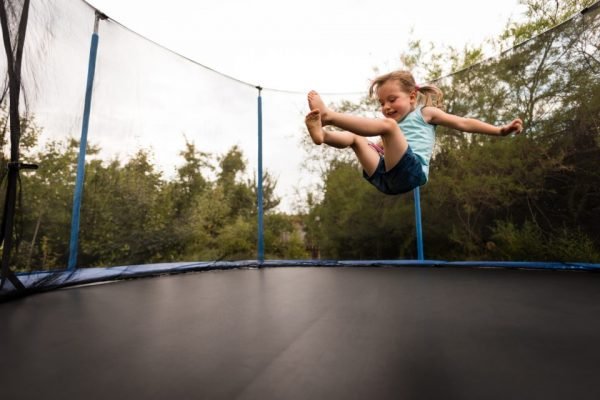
[500,118,523,136]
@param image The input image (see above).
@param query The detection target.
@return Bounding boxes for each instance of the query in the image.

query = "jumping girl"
[305,70,523,194]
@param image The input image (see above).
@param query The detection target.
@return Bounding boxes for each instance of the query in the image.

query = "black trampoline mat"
[2,266,600,399]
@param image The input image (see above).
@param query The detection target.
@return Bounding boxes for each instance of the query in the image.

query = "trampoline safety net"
[0,0,598,288]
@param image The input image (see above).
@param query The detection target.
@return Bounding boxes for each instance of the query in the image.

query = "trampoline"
[2,262,600,399]
[1,1,600,399]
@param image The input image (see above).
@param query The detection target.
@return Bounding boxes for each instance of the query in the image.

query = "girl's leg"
[306,110,379,176]
[308,91,408,171]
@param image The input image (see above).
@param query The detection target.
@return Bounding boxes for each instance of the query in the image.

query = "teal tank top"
[398,106,436,182]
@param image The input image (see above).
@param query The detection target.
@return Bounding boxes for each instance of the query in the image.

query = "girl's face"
[376,80,417,122]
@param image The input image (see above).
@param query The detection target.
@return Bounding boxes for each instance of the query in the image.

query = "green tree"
[12,137,78,270]
[302,0,600,262]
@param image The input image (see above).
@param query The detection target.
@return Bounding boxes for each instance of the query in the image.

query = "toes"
[306,110,320,119]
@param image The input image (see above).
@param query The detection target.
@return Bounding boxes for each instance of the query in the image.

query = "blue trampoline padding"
[2,259,599,296]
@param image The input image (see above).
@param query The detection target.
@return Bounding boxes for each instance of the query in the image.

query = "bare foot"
[305,109,325,145]
[307,90,332,125]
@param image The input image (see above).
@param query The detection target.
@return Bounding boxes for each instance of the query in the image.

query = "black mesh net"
[0,0,598,293]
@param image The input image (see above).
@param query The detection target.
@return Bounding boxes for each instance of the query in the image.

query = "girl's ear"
[410,90,418,102]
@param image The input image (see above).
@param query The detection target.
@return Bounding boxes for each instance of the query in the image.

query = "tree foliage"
[1,115,307,270]
[2,0,598,270]
[302,0,600,262]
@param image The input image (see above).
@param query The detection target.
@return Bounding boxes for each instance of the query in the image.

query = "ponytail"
[416,84,444,109]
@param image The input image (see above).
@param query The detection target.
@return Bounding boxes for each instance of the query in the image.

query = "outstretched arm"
[423,107,523,136]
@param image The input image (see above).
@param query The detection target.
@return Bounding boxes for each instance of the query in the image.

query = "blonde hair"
[368,70,444,109]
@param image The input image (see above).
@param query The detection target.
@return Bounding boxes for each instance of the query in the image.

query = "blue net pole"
[413,187,424,260]
[67,12,105,270]
[256,87,265,263]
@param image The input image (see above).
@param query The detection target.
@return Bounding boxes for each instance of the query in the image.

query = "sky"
[86,0,525,93]
[66,0,527,212]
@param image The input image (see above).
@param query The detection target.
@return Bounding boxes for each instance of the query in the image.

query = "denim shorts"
[363,146,425,195]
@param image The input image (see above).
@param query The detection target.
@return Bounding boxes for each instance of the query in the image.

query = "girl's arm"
[422,107,523,136]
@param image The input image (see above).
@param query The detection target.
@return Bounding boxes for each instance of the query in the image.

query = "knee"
[380,118,400,135]
[350,135,368,150]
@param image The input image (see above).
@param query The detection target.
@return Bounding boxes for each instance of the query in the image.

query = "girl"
[305,70,523,195]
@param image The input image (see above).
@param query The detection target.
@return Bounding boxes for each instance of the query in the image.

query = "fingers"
[503,118,523,135]
[511,118,523,135]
